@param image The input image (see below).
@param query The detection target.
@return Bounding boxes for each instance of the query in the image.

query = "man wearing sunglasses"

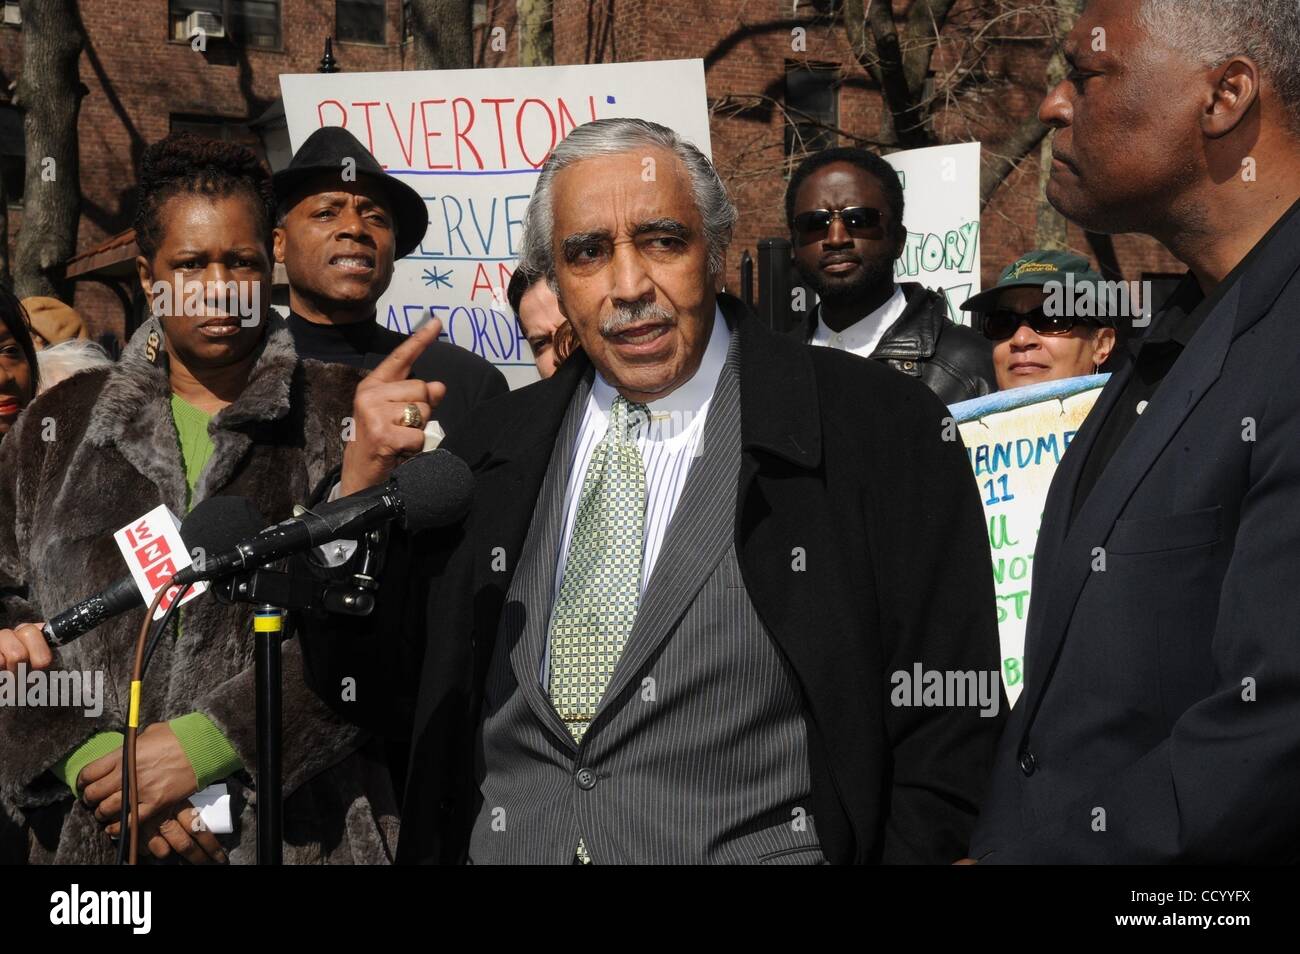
[785,147,995,404]
[961,250,1116,391]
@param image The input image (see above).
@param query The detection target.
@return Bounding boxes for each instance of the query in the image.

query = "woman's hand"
[80,722,199,828]
[0,622,52,673]
[137,800,229,865]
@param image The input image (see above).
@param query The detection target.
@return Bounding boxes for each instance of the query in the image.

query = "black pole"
[757,238,793,333]
[320,36,339,73]
[739,250,754,310]
[254,605,283,865]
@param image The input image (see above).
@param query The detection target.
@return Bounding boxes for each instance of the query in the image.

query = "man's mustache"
[600,302,677,336]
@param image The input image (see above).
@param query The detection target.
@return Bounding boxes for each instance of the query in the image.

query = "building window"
[168,1,281,49]
[337,0,385,44]
[229,0,281,48]
[3,0,22,28]
[784,63,839,158]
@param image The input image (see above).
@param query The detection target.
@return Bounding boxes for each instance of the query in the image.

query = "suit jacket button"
[575,768,597,790]
[1019,750,1037,776]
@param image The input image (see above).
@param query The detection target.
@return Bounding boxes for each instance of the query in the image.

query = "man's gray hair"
[518,118,738,281]
[1139,0,1300,135]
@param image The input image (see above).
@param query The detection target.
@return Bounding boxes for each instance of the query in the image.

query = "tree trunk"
[517,0,553,67]
[409,0,475,71]
[843,0,932,149]
[12,0,85,301]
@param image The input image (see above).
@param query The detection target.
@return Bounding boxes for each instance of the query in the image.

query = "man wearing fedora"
[277,127,507,798]
[273,126,507,440]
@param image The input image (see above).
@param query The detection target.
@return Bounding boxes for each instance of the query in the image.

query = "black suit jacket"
[300,294,1003,864]
[971,208,1300,863]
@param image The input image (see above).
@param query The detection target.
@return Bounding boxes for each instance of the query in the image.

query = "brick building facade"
[1,0,1182,341]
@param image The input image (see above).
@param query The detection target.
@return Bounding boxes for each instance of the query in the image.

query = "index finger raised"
[368,316,443,384]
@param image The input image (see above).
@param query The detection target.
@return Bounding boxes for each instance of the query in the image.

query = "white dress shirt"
[538,305,730,684]
[552,304,730,601]
[809,285,906,358]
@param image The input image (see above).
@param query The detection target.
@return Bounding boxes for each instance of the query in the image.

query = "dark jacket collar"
[1228,193,1300,337]
[1132,195,1300,358]
[793,282,944,360]
[725,293,822,468]
[83,314,301,513]
[86,313,298,449]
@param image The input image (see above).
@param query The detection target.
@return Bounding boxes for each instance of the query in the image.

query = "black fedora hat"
[273,126,429,259]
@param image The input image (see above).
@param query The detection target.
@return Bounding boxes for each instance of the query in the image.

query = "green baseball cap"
[961,250,1105,314]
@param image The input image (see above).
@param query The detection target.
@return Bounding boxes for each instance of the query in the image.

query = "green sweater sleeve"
[51,732,125,795]
[49,715,243,796]
[169,712,243,789]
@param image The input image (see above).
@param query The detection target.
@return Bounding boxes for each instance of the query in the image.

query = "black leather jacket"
[791,282,996,405]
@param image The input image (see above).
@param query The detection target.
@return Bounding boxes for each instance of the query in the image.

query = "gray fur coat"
[0,316,399,864]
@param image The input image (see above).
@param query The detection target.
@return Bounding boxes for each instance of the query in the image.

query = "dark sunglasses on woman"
[980,307,1089,341]
[793,206,885,242]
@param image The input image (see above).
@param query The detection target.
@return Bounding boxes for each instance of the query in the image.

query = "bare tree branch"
[980,112,1050,207]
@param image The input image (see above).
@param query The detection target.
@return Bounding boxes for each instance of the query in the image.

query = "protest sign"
[280,60,713,388]
[884,142,982,324]
[950,374,1109,705]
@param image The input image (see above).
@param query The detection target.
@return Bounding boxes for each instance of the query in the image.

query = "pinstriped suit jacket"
[467,336,825,863]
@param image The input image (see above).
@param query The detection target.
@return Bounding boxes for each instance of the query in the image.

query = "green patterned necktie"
[548,394,649,744]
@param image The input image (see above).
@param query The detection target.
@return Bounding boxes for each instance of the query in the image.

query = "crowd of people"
[1,0,1298,865]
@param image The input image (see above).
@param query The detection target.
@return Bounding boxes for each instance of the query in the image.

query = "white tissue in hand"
[422,420,445,452]
[192,783,233,835]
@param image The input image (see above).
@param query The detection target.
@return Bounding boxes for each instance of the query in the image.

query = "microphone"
[174,448,473,586]
[43,497,267,646]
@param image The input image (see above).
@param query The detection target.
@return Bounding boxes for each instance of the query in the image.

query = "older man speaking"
[302,118,1002,865]
[971,0,1300,863]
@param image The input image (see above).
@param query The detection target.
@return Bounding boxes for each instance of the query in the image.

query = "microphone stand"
[209,531,385,865]
[253,604,284,866]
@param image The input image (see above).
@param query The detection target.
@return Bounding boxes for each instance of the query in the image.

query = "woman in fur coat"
[0,134,399,864]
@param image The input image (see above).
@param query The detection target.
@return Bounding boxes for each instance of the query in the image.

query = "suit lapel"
[1017,283,1239,727]
[590,342,744,732]
[1028,355,1134,590]
[503,373,592,749]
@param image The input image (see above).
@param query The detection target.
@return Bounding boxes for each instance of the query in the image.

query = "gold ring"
[399,403,423,429]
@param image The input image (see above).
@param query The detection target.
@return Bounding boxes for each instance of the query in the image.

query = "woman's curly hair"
[133,132,276,259]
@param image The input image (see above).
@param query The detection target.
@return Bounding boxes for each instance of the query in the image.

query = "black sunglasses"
[980,307,1086,341]
[792,207,885,241]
